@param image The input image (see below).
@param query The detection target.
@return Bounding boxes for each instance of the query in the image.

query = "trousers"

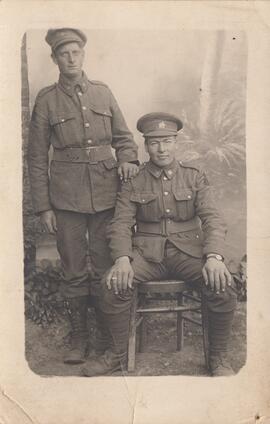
[100,241,237,314]
[55,208,114,299]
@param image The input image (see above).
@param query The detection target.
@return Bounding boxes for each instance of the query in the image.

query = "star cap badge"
[158,121,166,128]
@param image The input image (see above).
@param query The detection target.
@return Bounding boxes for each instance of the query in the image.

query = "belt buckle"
[86,147,98,164]
[161,219,168,236]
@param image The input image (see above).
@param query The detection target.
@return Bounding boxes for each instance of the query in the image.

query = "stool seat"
[138,280,189,294]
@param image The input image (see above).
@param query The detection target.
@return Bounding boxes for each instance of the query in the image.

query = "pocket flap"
[103,158,118,170]
[130,192,157,204]
[173,188,194,201]
[50,113,75,125]
[89,104,112,117]
[132,235,164,262]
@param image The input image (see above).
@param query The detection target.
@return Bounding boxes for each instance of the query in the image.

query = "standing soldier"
[81,112,237,377]
[28,28,139,364]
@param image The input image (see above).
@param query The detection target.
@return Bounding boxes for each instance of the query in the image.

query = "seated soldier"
[81,112,237,377]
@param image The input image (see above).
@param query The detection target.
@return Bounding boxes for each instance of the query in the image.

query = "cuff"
[203,247,227,262]
[34,204,53,216]
[117,153,138,164]
[128,160,140,166]
[112,250,134,263]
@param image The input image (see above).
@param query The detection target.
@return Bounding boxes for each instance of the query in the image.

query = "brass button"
[85,123,90,128]
[167,170,172,175]
[82,106,87,110]
[164,191,169,196]
[142,199,145,203]
[187,195,192,199]
[196,234,199,238]
[166,208,170,213]
[163,176,168,181]
[61,119,65,122]
[87,139,92,144]
[78,92,83,96]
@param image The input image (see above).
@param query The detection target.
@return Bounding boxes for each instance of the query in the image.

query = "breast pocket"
[173,188,196,221]
[130,192,160,222]
[49,113,77,147]
[89,104,112,141]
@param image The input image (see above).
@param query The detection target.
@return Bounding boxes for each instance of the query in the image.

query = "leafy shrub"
[177,99,246,197]
[25,264,65,327]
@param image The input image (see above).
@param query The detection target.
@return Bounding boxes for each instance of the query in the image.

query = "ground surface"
[25,301,246,377]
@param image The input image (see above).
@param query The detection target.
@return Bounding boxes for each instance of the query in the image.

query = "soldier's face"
[52,42,85,79]
[145,136,177,167]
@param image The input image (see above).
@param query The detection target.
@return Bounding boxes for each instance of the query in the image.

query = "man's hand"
[40,210,57,234]
[118,162,139,182]
[202,258,232,294]
[106,256,134,294]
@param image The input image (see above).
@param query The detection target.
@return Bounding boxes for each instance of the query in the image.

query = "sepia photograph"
[23,28,247,377]
[1,1,270,423]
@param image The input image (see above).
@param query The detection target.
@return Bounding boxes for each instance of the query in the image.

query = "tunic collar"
[146,159,178,179]
[58,71,89,96]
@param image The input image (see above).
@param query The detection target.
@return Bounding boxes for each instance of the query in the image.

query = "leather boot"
[63,296,89,365]
[81,308,130,377]
[81,350,124,377]
[209,352,235,377]
[208,310,235,376]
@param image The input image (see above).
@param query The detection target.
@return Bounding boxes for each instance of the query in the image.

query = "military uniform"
[28,28,138,364]
[82,112,237,377]
[108,159,227,264]
[28,71,138,295]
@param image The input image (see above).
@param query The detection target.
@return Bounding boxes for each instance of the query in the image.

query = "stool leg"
[127,288,138,372]
[201,292,210,371]
[139,294,148,353]
[177,293,184,351]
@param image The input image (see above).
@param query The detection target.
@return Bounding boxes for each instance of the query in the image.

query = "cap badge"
[158,121,166,128]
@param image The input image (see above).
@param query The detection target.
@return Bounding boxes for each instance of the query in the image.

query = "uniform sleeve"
[109,89,138,163]
[194,170,227,259]
[27,95,52,214]
[107,181,137,261]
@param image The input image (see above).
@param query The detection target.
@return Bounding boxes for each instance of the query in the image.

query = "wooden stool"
[127,280,209,372]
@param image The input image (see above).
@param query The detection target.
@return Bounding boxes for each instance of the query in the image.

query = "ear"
[144,139,149,154]
[51,52,58,65]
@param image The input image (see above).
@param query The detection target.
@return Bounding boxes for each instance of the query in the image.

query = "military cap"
[45,28,87,51]
[137,112,183,137]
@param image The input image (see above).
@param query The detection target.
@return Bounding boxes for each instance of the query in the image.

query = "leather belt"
[137,217,200,236]
[53,145,113,164]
